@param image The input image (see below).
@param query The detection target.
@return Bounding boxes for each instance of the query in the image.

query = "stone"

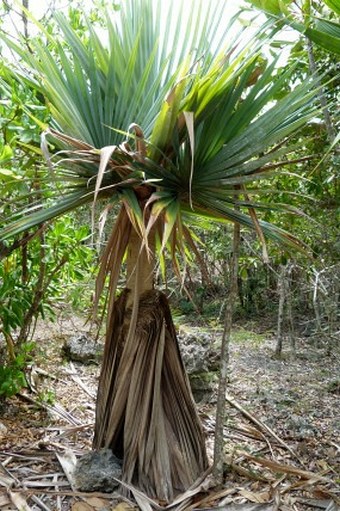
[178,329,220,402]
[285,414,319,438]
[62,334,103,364]
[189,371,219,403]
[178,329,220,374]
[74,449,122,493]
[0,422,7,437]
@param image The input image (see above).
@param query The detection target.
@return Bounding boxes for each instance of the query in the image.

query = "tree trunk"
[312,269,323,337]
[275,264,286,357]
[286,265,296,356]
[126,226,154,303]
[213,222,240,483]
[93,225,208,501]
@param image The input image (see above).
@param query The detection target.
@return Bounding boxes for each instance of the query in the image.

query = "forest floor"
[0,313,339,511]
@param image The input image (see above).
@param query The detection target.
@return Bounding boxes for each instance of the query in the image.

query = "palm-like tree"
[1,0,319,501]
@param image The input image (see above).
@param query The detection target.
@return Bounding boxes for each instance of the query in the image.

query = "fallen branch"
[185,487,237,510]
[230,425,274,442]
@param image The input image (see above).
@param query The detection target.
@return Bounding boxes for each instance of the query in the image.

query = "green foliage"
[0,256,32,334]
[0,342,35,398]
[0,53,97,346]
[247,0,293,15]
[37,388,56,405]
[0,64,49,234]
[0,215,95,345]
[324,0,340,15]
[246,0,340,54]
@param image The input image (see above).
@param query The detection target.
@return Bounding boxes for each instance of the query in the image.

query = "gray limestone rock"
[62,334,103,364]
[189,371,219,403]
[178,330,219,374]
[285,415,319,438]
[0,422,7,437]
[74,449,122,492]
[178,329,220,402]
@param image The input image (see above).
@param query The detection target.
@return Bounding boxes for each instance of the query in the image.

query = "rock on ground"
[74,448,122,492]
[62,334,103,364]
[178,329,220,402]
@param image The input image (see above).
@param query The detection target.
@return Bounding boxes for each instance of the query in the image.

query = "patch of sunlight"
[231,327,268,345]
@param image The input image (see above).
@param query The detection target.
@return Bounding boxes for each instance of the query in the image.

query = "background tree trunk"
[275,264,286,357]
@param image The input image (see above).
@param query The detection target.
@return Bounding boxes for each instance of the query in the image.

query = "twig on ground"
[45,423,94,439]
[53,473,62,511]
[56,450,77,491]
[295,498,337,509]
[238,452,333,484]
[18,393,82,426]
[30,494,53,511]
[65,362,96,400]
[8,491,33,511]
[225,393,297,459]
[227,462,273,482]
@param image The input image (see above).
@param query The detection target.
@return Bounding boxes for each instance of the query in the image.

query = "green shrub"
[0,342,35,398]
